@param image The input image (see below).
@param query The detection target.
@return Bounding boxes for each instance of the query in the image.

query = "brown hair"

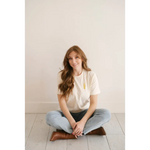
[58,45,91,100]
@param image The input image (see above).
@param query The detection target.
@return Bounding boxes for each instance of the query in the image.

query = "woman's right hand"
[70,121,83,138]
[70,121,77,130]
[70,121,79,138]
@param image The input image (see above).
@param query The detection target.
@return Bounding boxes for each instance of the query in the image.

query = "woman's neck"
[73,68,83,76]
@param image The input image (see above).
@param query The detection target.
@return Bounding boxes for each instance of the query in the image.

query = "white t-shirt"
[57,69,101,113]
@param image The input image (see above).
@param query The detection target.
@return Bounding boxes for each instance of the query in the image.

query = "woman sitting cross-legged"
[45,45,111,141]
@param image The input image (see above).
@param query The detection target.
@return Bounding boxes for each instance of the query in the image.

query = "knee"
[96,109,111,120]
[45,111,59,125]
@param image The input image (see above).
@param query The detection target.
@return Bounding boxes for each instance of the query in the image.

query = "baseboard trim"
[25,102,125,113]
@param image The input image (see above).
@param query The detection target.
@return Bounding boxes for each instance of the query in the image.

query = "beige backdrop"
[25,0,125,113]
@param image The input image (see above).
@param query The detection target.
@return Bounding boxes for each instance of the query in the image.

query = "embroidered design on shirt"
[83,83,86,89]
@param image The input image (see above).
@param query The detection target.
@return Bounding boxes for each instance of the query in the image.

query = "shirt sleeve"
[90,73,101,95]
[57,72,63,95]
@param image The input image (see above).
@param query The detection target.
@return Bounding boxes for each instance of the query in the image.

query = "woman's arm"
[81,94,98,123]
[72,94,98,135]
[57,94,76,129]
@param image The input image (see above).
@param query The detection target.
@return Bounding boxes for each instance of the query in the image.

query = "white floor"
[25,113,125,150]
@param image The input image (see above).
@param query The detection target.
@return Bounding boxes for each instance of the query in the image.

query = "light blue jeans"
[45,108,111,135]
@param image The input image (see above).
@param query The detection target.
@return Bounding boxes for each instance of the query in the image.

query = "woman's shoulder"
[84,69,96,78]
[86,70,95,76]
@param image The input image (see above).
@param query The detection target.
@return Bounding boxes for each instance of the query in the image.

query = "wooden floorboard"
[25,113,125,150]
[115,113,125,134]
[87,135,110,150]
[25,114,49,150]
[67,135,88,150]
[25,114,37,146]
[45,127,67,150]
[103,114,124,135]
[106,135,125,150]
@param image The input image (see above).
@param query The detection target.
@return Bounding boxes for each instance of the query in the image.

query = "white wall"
[25,0,125,113]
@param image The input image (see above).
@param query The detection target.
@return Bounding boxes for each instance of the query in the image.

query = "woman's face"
[68,51,82,70]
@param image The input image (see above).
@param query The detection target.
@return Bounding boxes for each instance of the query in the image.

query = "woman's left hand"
[72,120,85,136]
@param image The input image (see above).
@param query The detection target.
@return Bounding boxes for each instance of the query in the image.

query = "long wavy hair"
[58,45,91,100]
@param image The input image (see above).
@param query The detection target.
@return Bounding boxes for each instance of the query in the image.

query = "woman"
[45,45,111,141]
